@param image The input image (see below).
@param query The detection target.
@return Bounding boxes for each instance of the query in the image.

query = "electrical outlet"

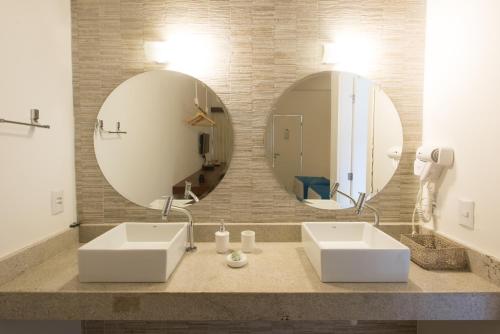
[51,190,64,215]
[459,199,474,230]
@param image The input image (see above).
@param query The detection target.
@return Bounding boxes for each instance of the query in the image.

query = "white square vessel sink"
[302,222,410,282]
[79,222,187,282]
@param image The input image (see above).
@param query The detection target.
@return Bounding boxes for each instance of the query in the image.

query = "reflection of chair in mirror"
[293,176,330,200]
[308,183,331,200]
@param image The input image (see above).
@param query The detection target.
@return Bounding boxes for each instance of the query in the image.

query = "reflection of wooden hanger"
[186,104,215,126]
[186,80,215,127]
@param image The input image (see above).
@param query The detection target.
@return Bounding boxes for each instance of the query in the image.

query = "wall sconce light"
[322,42,339,64]
[144,41,170,64]
[144,30,215,76]
[322,33,378,74]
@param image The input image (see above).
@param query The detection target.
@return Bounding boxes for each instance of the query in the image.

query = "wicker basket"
[400,234,468,270]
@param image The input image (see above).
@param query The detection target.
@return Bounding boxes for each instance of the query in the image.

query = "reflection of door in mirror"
[335,73,371,206]
[333,72,403,204]
[273,115,303,192]
[271,73,332,200]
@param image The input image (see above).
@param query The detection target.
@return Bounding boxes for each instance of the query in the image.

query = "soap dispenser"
[215,220,229,253]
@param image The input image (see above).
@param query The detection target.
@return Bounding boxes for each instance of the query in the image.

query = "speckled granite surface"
[0,228,78,286]
[420,228,500,287]
[468,249,500,286]
[0,242,499,320]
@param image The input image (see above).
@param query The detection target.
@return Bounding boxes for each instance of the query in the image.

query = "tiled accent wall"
[72,0,426,224]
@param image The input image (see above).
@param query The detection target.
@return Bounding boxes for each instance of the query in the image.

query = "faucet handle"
[330,182,340,198]
[355,192,367,215]
[184,181,192,199]
[184,181,200,203]
[161,196,174,220]
[189,191,200,203]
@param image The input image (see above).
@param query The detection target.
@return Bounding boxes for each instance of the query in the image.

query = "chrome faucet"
[162,196,197,251]
[184,181,200,203]
[354,192,380,227]
[330,182,380,227]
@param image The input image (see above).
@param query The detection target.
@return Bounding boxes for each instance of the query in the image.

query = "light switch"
[459,199,474,229]
[51,190,64,215]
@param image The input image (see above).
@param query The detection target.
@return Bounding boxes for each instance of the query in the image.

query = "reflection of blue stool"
[294,176,330,200]
[310,183,331,200]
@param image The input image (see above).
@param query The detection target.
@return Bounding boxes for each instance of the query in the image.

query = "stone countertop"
[0,243,499,320]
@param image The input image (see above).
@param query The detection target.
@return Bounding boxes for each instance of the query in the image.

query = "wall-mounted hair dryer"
[414,146,454,181]
[413,146,454,228]
[386,146,402,168]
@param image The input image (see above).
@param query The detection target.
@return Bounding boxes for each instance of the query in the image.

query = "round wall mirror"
[265,71,403,210]
[94,70,233,209]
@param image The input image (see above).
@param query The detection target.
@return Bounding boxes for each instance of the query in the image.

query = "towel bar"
[0,109,50,129]
[96,119,127,134]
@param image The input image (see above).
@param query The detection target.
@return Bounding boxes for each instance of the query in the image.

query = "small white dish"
[226,251,248,268]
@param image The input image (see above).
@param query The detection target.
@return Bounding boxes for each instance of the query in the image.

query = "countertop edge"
[1,291,499,321]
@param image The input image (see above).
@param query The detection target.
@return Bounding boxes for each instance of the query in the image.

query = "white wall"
[0,0,75,258]
[423,0,500,258]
